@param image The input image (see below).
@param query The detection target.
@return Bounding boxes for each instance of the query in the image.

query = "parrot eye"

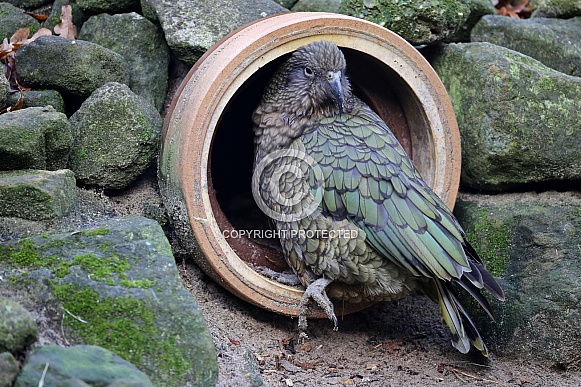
[304,67,314,77]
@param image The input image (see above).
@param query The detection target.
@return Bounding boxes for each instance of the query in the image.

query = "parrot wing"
[301,99,504,301]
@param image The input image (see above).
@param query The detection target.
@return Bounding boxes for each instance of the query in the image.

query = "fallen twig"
[444,365,507,386]
[63,307,88,323]
[38,362,49,387]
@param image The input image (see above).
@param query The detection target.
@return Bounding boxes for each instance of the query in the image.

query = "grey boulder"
[455,192,581,365]
[0,106,71,171]
[472,15,581,77]
[69,83,162,190]
[427,42,581,191]
[0,169,78,220]
[15,345,153,387]
[15,36,130,98]
[78,12,169,111]
[0,296,38,353]
[0,3,40,41]
[5,90,65,113]
[0,216,218,386]
[339,0,471,45]
[141,0,287,64]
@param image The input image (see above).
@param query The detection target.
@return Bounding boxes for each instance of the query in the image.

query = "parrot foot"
[298,277,337,340]
[255,266,302,286]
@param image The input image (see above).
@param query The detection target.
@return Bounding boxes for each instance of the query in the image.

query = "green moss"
[119,278,156,288]
[462,208,512,277]
[69,252,154,288]
[0,239,73,277]
[1,236,154,288]
[6,239,41,266]
[7,275,37,287]
[40,238,70,249]
[72,253,131,285]
[52,284,190,378]
[81,228,110,237]
[339,0,469,43]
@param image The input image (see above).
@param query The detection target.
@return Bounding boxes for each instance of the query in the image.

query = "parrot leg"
[255,266,302,286]
[298,277,337,341]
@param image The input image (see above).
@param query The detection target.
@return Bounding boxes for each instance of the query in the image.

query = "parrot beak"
[328,71,344,114]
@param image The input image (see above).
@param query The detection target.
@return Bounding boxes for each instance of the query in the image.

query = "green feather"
[426,218,468,267]
[343,169,360,191]
[391,196,421,231]
[391,177,407,197]
[344,190,360,216]
[406,187,439,220]
[359,178,370,198]
[382,145,402,165]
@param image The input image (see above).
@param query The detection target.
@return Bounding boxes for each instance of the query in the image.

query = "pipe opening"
[209,47,431,271]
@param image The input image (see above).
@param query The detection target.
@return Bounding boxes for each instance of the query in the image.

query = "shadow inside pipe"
[209,47,430,271]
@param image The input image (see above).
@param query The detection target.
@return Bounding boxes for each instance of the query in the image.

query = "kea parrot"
[252,40,504,356]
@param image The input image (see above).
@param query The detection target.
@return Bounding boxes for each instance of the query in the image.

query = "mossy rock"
[14,345,153,387]
[0,169,77,220]
[3,0,52,8]
[6,90,65,113]
[426,42,581,191]
[530,0,581,18]
[0,2,40,41]
[15,36,130,98]
[454,192,581,365]
[141,0,287,64]
[447,0,497,42]
[78,12,170,111]
[0,296,38,353]
[76,0,139,14]
[0,351,19,387]
[0,72,8,108]
[472,15,581,77]
[0,106,71,171]
[339,0,470,45]
[43,0,85,31]
[291,0,340,12]
[69,82,162,190]
[0,216,218,386]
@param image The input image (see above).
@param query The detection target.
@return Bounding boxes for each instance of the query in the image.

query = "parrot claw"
[255,266,302,286]
[298,277,337,339]
[298,331,309,344]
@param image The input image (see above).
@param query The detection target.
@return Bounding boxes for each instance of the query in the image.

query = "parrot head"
[274,40,353,117]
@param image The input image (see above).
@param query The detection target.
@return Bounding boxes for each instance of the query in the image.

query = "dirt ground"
[176,254,581,387]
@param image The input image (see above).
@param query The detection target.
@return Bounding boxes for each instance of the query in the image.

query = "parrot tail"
[424,279,489,357]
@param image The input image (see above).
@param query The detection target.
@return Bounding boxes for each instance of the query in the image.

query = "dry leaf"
[3,54,19,92]
[27,28,52,42]
[3,27,52,53]
[0,38,13,61]
[10,28,31,45]
[294,359,319,370]
[0,90,24,114]
[17,28,52,48]
[495,0,535,19]
[228,337,240,346]
[54,5,78,39]
[26,12,49,22]
[1,27,52,94]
